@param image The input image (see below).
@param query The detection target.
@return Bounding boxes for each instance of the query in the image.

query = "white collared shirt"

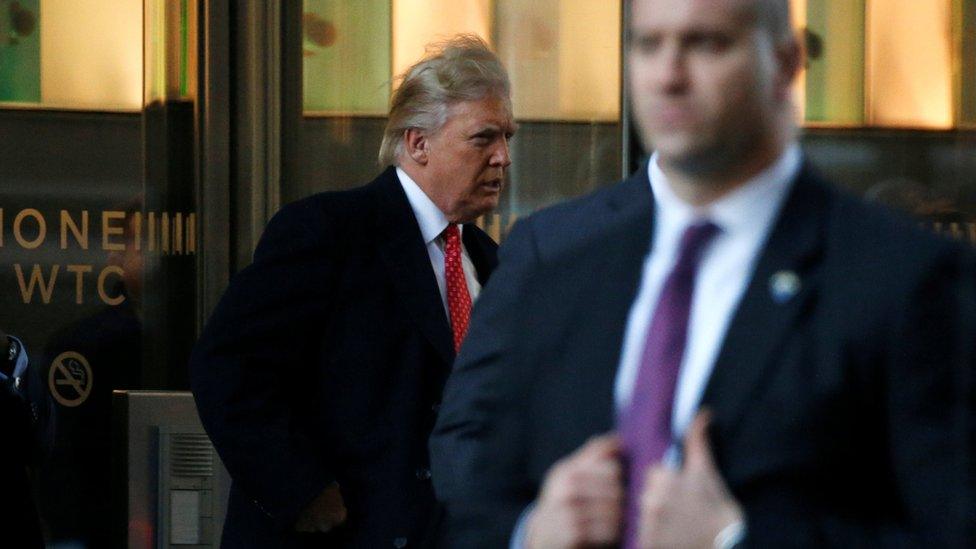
[396,167,482,316]
[614,145,802,440]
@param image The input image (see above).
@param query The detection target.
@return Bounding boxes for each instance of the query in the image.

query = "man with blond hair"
[431,0,975,547]
[191,35,515,548]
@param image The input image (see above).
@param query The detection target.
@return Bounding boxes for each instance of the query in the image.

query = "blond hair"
[378,34,511,166]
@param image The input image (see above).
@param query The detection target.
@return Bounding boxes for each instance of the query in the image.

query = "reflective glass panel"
[0,2,199,545]
[866,0,954,129]
[957,0,976,127]
[792,0,972,129]
[792,0,866,125]
[0,0,142,110]
[303,0,391,114]
[392,0,492,78]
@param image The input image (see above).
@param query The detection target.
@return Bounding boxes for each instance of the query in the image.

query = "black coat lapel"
[374,168,455,365]
[701,163,829,435]
[462,224,498,285]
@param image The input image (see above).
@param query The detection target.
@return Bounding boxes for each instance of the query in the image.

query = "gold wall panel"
[40,0,142,110]
[392,0,493,80]
[866,0,954,128]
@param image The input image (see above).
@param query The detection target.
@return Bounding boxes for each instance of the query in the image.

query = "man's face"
[629,0,791,173]
[422,95,515,223]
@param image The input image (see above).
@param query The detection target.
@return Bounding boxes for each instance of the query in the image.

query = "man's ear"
[404,128,429,165]
[774,36,803,101]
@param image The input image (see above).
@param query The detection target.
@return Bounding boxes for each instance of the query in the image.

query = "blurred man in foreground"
[431,1,974,547]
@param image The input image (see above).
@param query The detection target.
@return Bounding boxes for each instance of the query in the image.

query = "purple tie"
[619,221,719,549]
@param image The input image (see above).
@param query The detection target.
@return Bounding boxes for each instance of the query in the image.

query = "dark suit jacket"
[190,167,497,548]
[430,161,976,547]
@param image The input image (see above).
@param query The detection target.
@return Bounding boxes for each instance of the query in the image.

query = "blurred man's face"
[629,0,791,174]
[424,96,515,223]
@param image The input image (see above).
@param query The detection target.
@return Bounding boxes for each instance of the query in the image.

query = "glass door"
[0,1,201,545]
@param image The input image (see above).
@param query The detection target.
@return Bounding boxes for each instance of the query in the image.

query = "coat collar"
[373,167,456,365]
[462,225,498,285]
[371,167,500,365]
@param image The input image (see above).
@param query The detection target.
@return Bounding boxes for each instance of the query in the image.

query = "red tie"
[443,224,472,353]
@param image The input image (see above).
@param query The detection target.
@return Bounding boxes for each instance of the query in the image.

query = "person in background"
[0,328,53,549]
[190,34,515,548]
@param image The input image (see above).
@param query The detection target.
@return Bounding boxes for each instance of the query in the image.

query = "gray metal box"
[113,390,231,548]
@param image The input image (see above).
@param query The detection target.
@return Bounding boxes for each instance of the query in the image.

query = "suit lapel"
[374,168,455,365]
[461,224,498,286]
[701,163,829,435]
[562,173,656,434]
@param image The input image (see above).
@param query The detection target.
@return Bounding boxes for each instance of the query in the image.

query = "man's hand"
[638,411,743,549]
[525,434,624,548]
[294,482,347,533]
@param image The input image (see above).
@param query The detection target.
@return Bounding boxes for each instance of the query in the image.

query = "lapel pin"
[769,270,801,304]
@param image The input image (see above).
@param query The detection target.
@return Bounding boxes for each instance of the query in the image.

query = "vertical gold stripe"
[133,212,142,251]
[148,212,157,251]
[161,212,170,254]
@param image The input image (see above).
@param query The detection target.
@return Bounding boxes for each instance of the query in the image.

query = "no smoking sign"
[48,351,93,407]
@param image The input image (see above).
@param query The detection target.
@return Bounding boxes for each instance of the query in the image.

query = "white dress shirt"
[614,145,801,442]
[396,167,482,315]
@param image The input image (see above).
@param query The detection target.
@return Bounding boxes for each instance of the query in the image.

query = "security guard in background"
[1,328,53,548]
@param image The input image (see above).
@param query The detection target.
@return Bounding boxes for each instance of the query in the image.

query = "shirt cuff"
[509,502,536,549]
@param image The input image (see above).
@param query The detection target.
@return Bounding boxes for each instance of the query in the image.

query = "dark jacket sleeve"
[430,219,543,548]
[189,200,338,531]
[2,378,35,470]
[1,338,53,466]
